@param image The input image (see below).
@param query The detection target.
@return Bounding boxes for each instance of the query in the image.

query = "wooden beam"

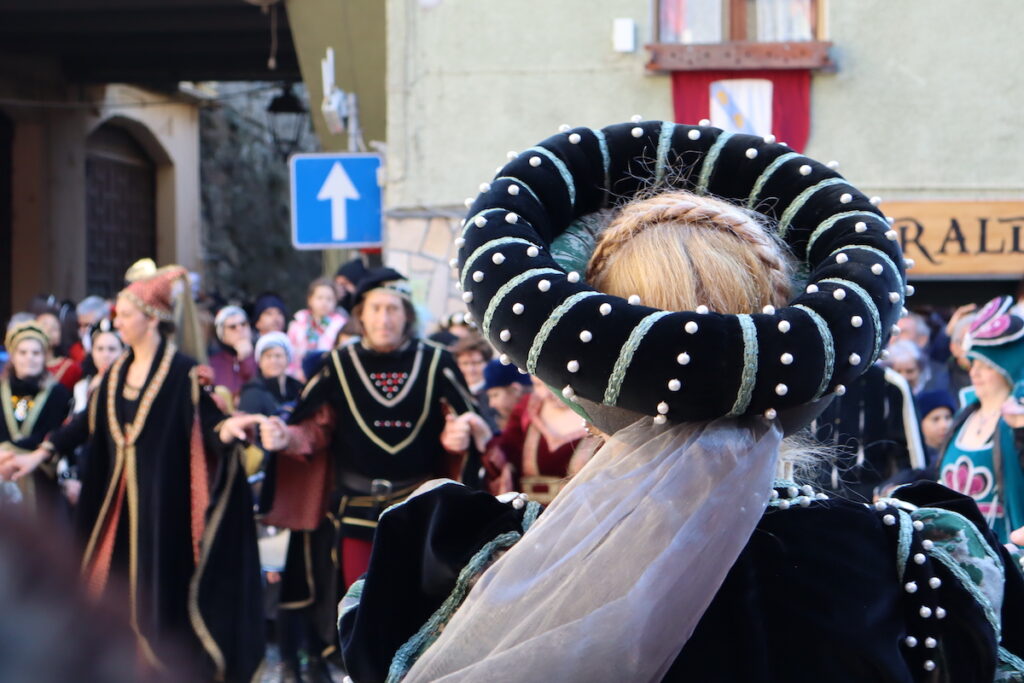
[646,40,833,72]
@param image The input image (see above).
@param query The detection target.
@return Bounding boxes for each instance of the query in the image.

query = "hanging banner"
[880,200,1024,279]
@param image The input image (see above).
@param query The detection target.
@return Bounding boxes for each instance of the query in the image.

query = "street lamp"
[266,82,307,160]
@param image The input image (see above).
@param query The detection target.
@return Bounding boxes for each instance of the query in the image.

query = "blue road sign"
[289,153,383,249]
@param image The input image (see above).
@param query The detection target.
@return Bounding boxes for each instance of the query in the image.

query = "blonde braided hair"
[586,191,793,314]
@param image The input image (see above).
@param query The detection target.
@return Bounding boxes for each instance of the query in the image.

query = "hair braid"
[586,191,793,314]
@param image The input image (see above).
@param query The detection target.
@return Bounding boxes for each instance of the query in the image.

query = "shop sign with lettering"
[879,201,1024,278]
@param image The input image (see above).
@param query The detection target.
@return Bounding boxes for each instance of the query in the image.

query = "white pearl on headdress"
[464,313,474,324]
[529,156,542,167]
[891,324,901,336]
[906,285,915,296]
[835,384,846,396]
[495,166,504,175]
[904,258,915,269]
[505,212,519,224]
[538,279,551,292]
[833,288,846,300]
[631,127,643,138]
[913,520,924,531]
[839,193,853,204]
[923,660,936,672]
[763,134,776,144]
[478,182,491,193]
[883,514,896,526]
[924,637,937,648]
[462,292,473,303]
[492,252,506,265]
[567,271,581,283]
[875,501,889,511]
[868,196,881,206]
[826,160,839,169]
[454,279,462,288]
[677,352,690,365]
[696,305,709,314]
[499,354,511,365]
[474,216,487,228]
[657,402,669,415]
[685,321,699,334]
[579,330,592,343]
[836,253,849,264]
[507,150,518,159]
[851,316,863,328]
[628,294,641,305]
[562,385,575,398]
[806,284,819,294]
[919,606,932,618]
[499,329,511,342]
[799,164,812,176]
[653,415,667,425]
[886,216,895,225]
[668,379,681,391]
[762,305,776,314]
[508,184,521,196]
[929,577,941,589]
[921,539,934,550]
[780,353,794,365]
[472,271,484,282]
[871,263,883,275]
[559,124,571,132]
[630,114,643,123]
[935,607,946,619]
[775,383,788,396]
[527,246,540,257]
[745,148,758,159]
[455,237,466,248]
[905,581,918,594]
[905,636,918,648]
[913,553,926,565]
[568,133,582,144]
[889,292,901,303]
[855,221,867,233]
[688,129,701,141]
[464,198,474,208]
[567,360,580,373]
[764,408,777,420]
[880,349,890,361]
[849,353,861,365]
[778,320,791,333]
[449,257,458,268]
[600,303,612,316]
[885,230,898,240]
[698,118,711,126]
[778,499,791,510]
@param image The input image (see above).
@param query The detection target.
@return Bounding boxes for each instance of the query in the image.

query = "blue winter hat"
[483,359,531,391]
[916,389,956,420]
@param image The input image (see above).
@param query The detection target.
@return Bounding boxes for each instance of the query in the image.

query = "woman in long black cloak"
[64,266,264,681]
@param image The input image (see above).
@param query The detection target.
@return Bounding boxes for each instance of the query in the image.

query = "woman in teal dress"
[939,296,1024,543]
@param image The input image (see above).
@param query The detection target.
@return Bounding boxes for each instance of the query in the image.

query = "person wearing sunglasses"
[209,305,257,405]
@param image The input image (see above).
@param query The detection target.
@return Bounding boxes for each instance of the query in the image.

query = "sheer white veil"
[403,415,782,682]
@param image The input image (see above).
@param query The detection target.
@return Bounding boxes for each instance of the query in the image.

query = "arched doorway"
[0,111,12,326]
[85,123,156,298]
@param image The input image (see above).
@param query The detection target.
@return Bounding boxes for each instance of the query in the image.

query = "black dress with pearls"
[339,481,1024,682]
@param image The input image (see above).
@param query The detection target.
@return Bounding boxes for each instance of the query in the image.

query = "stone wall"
[383,209,464,327]
[199,83,321,311]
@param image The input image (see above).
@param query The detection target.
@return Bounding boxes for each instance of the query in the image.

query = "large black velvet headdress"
[455,120,908,424]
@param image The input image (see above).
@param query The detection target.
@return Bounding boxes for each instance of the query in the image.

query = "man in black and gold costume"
[261,267,478,669]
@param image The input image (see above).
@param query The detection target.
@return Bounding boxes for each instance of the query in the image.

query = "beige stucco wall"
[381,0,1024,317]
[0,80,200,306]
[387,0,1024,209]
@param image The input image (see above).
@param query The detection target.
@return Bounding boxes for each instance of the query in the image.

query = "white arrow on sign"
[317,162,361,240]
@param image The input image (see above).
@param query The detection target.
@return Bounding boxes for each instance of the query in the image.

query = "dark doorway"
[0,112,12,327]
[85,123,156,298]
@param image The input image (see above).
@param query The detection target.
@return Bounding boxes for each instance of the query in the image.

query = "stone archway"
[85,121,158,298]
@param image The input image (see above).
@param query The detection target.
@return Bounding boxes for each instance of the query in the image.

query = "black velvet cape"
[340,481,1024,683]
[75,341,264,682]
[0,374,72,514]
